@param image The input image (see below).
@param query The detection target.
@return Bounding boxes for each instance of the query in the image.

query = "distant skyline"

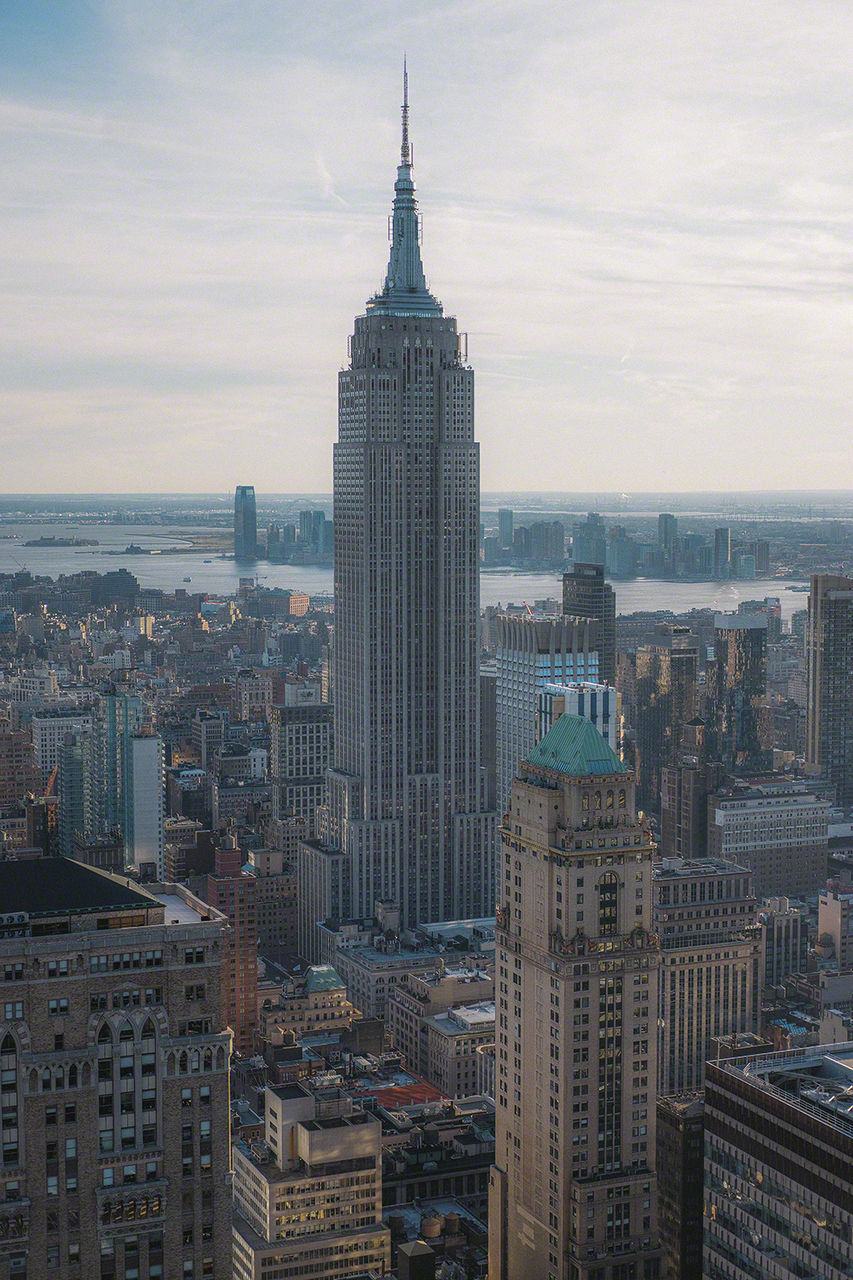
[2,1,851,493]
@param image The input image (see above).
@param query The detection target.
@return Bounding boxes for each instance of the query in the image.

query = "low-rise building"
[387,966,494,1079]
[758,895,810,988]
[707,779,830,898]
[231,1081,391,1280]
[257,966,358,1044]
[424,1002,496,1099]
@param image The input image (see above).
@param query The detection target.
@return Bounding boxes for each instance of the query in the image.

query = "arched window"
[98,1024,112,1045]
[582,793,590,812]
[68,1065,77,1088]
[594,792,602,811]
[1,1036,18,1168]
[597,872,619,937]
[618,789,626,808]
[606,790,614,809]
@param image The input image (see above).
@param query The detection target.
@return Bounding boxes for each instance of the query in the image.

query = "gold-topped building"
[489,714,662,1280]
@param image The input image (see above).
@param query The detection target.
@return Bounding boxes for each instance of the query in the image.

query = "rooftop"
[0,856,156,918]
[303,964,346,993]
[524,713,626,778]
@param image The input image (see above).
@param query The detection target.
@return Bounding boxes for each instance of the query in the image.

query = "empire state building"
[312,74,497,941]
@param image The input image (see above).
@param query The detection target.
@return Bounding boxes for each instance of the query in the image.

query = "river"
[0,524,809,618]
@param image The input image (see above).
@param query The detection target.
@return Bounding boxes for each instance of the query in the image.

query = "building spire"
[366,64,442,317]
[401,57,410,166]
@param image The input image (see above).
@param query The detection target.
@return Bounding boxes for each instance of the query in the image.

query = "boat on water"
[183,577,192,583]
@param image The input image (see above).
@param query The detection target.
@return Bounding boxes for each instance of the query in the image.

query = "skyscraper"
[316,71,496,936]
[489,714,661,1280]
[495,613,599,814]
[0,858,233,1279]
[712,526,731,579]
[806,572,853,805]
[707,613,770,771]
[498,507,513,550]
[562,562,617,685]
[234,485,257,561]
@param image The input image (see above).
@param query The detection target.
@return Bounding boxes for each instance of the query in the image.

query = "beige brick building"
[0,856,233,1280]
[489,714,661,1280]
[387,965,494,1083]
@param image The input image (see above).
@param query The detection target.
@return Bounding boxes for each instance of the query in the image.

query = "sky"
[1,0,851,494]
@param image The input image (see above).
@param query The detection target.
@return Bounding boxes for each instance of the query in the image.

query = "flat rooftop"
[717,1041,853,1135]
[153,892,211,925]
[0,857,156,918]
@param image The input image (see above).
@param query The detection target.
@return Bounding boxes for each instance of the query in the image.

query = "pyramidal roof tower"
[367,62,442,317]
[302,68,497,955]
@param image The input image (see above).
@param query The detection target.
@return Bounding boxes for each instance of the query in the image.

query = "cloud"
[0,0,850,491]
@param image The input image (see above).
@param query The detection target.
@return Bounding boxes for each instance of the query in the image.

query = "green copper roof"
[525,714,626,778]
[303,965,345,993]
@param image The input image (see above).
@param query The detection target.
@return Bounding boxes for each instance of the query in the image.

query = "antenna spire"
[401,56,411,166]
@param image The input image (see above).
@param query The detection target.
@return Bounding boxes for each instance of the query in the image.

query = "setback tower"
[318,71,497,932]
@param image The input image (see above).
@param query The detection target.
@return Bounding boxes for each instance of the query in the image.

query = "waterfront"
[0,524,810,619]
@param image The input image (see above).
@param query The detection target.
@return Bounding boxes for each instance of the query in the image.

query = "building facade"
[562,563,616,685]
[234,486,257,562]
[655,1093,703,1280]
[707,779,829,899]
[269,703,332,838]
[653,857,760,1095]
[496,614,599,815]
[124,734,165,879]
[707,614,770,772]
[319,76,496,934]
[489,714,661,1280]
[704,1042,853,1279]
[0,858,232,1280]
[806,572,853,805]
[231,1081,390,1280]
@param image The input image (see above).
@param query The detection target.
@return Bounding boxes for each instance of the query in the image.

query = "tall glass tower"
[234,485,257,561]
[320,71,496,929]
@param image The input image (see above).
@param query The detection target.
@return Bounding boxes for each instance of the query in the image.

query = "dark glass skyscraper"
[562,562,616,684]
[319,73,496,928]
[807,573,853,805]
[234,485,257,561]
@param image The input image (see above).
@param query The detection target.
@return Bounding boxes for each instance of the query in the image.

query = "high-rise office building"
[537,682,621,753]
[707,613,770,771]
[0,858,233,1279]
[806,572,853,805]
[58,729,97,858]
[657,513,677,562]
[562,562,616,685]
[712,526,731,579]
[234,485,258,561]
[495,614,599,814]
[204,835,258,1054]
[124,733,166,878]
[489,714,661,1280]
[656,1094,704,1280]
[498,507,513,550]
[269,702,332,837]
[653,856,759,1094]
[316,73,496,936]
[704,1042,853,1279]
[632,626,699,813]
